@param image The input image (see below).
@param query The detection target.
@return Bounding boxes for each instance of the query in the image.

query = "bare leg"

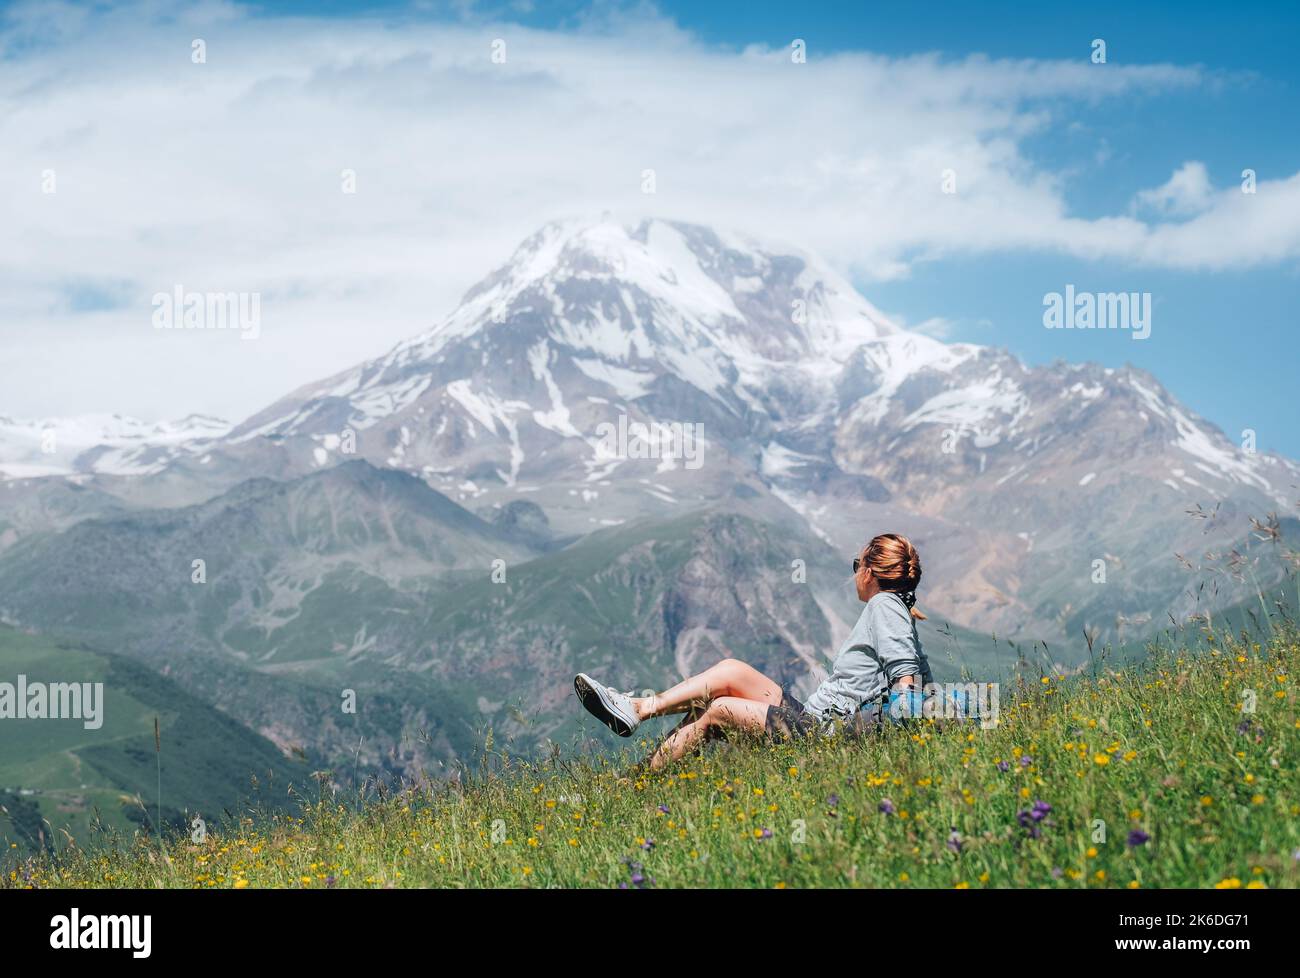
[633,658,783,720]
[647,696,769,770]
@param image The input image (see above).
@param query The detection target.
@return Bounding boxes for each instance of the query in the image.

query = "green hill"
[0,624,306,856]
[7,626,1295,889]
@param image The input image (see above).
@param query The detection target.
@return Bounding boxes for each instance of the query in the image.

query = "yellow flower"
[1127,880,1140,889]
[1086,847,1098,858]
[233,879,249,889]
[898,872,910,882]
[1093,754,1110,766]
[788,767,799,777]
[1200,796,1214,807]
[1214,877,1242,889]
[954,881,969,889]
[1251,794,1265,805]
[1247,881,1267,889]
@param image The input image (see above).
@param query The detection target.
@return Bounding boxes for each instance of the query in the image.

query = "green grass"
[5,626,1296,889]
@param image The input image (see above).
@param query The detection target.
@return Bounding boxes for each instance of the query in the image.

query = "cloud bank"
[1,0,1296,424]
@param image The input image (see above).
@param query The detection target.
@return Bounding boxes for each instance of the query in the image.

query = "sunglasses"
[853,557,865,574]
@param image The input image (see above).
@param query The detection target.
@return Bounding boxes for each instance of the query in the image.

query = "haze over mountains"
[2,217,1296,788]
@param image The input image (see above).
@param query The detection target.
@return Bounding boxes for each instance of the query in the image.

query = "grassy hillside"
[7,626,1296,889]
[0,625,306,856]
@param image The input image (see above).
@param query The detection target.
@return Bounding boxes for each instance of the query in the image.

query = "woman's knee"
[712,657,750,683]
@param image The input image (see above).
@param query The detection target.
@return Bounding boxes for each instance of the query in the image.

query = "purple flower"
[630,872,645,885]
[1019,755,1033,768]
[827,794,840,808]
[640,839,655,851]
[946,828,963,854]
[760,828,773,839]
[997,760,1010,772]
[1236,719,1253,735]
[1127,830,1150,848]
[879,798,896,815]
[657,805,670,814]
[325,875,337,887]
[1051,867,1064,879]
[1017,802,1051,839]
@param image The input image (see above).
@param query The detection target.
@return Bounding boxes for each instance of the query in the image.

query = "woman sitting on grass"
[574,532,933,770]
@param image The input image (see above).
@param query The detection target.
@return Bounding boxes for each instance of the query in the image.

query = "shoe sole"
[575,674,635,737]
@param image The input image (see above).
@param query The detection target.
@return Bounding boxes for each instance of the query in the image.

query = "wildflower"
[878,798,896,815]
[657,805,670,815]
[1127,830,1150,848]
[946,828,963,854]
[1093,753,1110,766]
[1019,755,1033,768]
[997,760,1010,772]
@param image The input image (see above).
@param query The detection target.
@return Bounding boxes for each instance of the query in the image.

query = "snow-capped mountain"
[6,218,1296,644]
[221,218,898,490]
[0,413,229,480]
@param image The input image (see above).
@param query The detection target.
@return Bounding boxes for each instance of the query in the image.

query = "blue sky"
[2,0,1297,457]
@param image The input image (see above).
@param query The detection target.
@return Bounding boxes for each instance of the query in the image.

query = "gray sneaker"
[574,673,641,737]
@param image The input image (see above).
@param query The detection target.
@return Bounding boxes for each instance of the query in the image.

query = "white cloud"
[1133,161,1214,217]
[0,0,1295,425]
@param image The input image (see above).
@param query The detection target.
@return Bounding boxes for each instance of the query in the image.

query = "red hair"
[860,533,926,620]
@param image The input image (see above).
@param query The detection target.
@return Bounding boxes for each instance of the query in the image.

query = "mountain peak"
[396,216,899,370]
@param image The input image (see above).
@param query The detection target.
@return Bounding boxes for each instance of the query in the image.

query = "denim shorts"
[764,692,818,740]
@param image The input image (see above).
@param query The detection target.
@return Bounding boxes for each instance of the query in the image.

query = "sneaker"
[574,673,641,737]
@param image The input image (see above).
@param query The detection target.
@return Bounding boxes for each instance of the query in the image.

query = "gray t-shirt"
[802,591,932,721]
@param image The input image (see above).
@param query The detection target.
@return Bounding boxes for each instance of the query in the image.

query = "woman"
[574,532,932,770]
